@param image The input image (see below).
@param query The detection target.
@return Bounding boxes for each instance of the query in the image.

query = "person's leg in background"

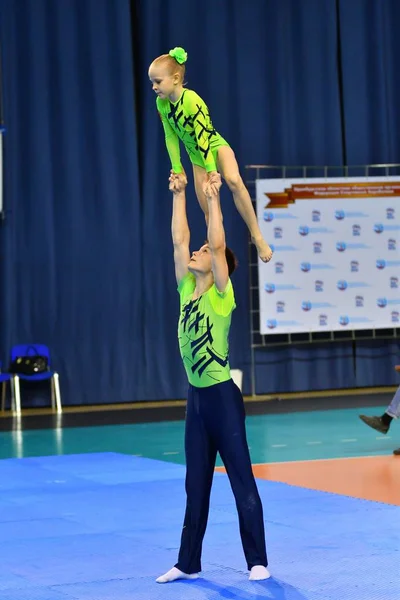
[359,385,400,434]
[359,367,400,455]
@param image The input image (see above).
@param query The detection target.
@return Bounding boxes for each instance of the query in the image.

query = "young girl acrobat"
[149,46,273,263]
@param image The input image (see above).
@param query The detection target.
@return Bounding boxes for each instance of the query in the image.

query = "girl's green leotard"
[156,89,229,174]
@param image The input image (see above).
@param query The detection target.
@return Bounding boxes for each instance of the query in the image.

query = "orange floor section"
[217,455,400,505]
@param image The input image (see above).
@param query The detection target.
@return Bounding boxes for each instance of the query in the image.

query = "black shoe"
[359,415,389,435]
[394,448,400,456]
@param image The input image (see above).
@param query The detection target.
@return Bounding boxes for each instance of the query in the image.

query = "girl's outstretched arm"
[159,110,183,174]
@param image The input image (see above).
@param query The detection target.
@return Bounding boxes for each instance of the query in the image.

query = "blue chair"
[9,344,62,415]
[0,361,15,412]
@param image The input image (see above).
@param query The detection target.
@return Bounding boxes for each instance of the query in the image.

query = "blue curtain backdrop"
[338,0,400,165]
[0,0,144,404]
[0,0,398,405]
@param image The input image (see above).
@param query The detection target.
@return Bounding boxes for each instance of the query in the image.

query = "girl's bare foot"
[253,237,273,262]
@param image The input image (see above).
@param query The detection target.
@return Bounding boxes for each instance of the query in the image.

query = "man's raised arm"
[204,173,229,292]
[170,173,190,285]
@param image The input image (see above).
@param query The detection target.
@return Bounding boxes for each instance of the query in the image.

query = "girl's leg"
[192,163,223,226]
[192,164,209,224]
[217,146,273,263]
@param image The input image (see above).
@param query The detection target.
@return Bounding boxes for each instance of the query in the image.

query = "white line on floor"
[163,451,179,455]
[271,444,287,448]
[306,441,322,445]
[341,438,358,442]
[376,436,391,440]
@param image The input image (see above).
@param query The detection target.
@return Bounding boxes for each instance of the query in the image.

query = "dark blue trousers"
[175,378,268,574]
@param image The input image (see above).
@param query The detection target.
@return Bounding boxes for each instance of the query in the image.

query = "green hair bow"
[169,47,188,64]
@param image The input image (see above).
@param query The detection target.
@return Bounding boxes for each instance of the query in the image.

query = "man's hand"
[203,172,222,198]
[169,171,187,193]
[173,169,187,184]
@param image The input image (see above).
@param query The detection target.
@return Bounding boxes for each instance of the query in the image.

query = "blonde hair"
[151,48,187,83]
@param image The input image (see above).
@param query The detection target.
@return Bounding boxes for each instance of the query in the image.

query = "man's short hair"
[225,247,238,277]
[204,241,238,277]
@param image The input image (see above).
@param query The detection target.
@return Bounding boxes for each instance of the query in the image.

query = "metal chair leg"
[10,377,15,412]
[51,377,55,411]
[53,373,62,413]
[13,376,21,416]
[1,381,6,412]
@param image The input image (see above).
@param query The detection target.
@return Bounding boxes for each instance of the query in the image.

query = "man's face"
[188,243,212,274]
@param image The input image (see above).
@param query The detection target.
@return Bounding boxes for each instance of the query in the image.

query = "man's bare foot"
[156,567,199,583]
[249,565,271,580]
